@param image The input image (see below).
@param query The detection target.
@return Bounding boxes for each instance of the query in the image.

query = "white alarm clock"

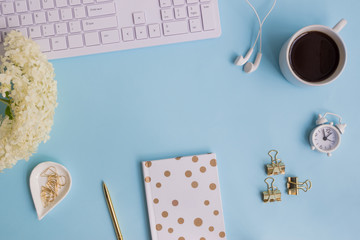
[309,112,347,156]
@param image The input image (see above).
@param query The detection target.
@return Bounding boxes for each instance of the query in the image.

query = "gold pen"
[103,182,124,240]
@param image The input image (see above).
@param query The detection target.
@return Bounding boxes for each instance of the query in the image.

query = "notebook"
[142,153,227,240]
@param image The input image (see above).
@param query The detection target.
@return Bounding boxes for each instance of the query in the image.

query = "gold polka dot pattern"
[156,224,162,231]
[191,181,199,188]
[143,154,226,239]
[162,211,168,218]
[209,183,216,190]
[164,170,171,177]
[172,200,179,206]
[194,218,203,227]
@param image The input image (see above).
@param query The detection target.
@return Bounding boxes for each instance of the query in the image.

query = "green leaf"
[5,91,10,99]
[5,106,13,120]
[0,98,10,105]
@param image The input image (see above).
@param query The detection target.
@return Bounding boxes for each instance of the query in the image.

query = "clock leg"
[311,146,315,150]
[327,152,332,157]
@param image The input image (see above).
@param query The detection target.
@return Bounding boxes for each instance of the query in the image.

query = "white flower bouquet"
[0,31,57,171]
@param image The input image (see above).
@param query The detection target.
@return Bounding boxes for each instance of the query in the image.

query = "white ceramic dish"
[29,161,72,220]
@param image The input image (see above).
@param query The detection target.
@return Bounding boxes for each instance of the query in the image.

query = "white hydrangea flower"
[0,31,57,171]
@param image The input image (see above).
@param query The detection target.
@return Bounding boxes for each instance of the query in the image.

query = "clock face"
[312,125,340,152]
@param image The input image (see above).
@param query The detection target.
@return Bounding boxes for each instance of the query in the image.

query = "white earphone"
[234,0,277,73]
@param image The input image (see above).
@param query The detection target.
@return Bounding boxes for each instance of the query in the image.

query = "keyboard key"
[135,26,147,40]
[87,3,115,17]
[174,7,187,19]
[47,10,60,22]
[34,12,46,24]
[41,0,55,9]
[84,32,100,46]
[56,0,67,7]
[186,0,198,3]
[173,0,185,6]
[2,3,15,14]
[121,27,134,41]
[68,34,83,48]
[69,0,81,5]
[16,28,28,38]
[51,36,67,50]
[82,0,94,4]
[133,12,146,25]
[148,24,161,38]
[35,39,50,52]
[200,0,210,2]
[161,9,174,21]
[69,21,82,32]
[188,5,200,18]
[82,16,117,31]
[29,26,42,38]
[201,4,215,30]
[20,14,33,25]
[7,16,20,27]
[15,1,28,12]
[74,6,86,18]
[159,0,171,8]
[189,18,201,32]
[101,29,119,44]
[42,24,55,36]
[96,0,111,2]
[55,22,68,34]
[61,8,73,20]
[163,21,188,36]
[0,17,6,29]
[29,0,41,11]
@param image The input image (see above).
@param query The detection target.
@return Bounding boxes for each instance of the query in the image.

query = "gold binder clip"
[287,177,312,195]
[266,150,285,175]
[262,177,281,203]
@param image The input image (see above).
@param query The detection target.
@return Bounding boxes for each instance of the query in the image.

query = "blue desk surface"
[1,0,360,239]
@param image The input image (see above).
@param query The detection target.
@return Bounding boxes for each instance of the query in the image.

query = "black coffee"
[289,31,340,82]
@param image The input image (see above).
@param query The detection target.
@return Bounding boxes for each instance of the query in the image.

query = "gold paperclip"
[263,177,281,203]
[266,150,285,176]
[287,177,312,195]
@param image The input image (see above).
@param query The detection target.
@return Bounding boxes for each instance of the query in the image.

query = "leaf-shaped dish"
[30,161,72,220]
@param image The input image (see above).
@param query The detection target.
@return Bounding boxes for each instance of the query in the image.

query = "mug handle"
[333,19,347,33]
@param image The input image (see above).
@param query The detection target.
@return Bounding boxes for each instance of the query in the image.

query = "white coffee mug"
[279,19,347,87]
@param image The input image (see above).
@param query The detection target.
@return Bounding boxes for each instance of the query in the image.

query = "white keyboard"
[0,0,221,59]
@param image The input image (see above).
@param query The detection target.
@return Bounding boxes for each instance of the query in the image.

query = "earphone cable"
[246,0,277,52]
